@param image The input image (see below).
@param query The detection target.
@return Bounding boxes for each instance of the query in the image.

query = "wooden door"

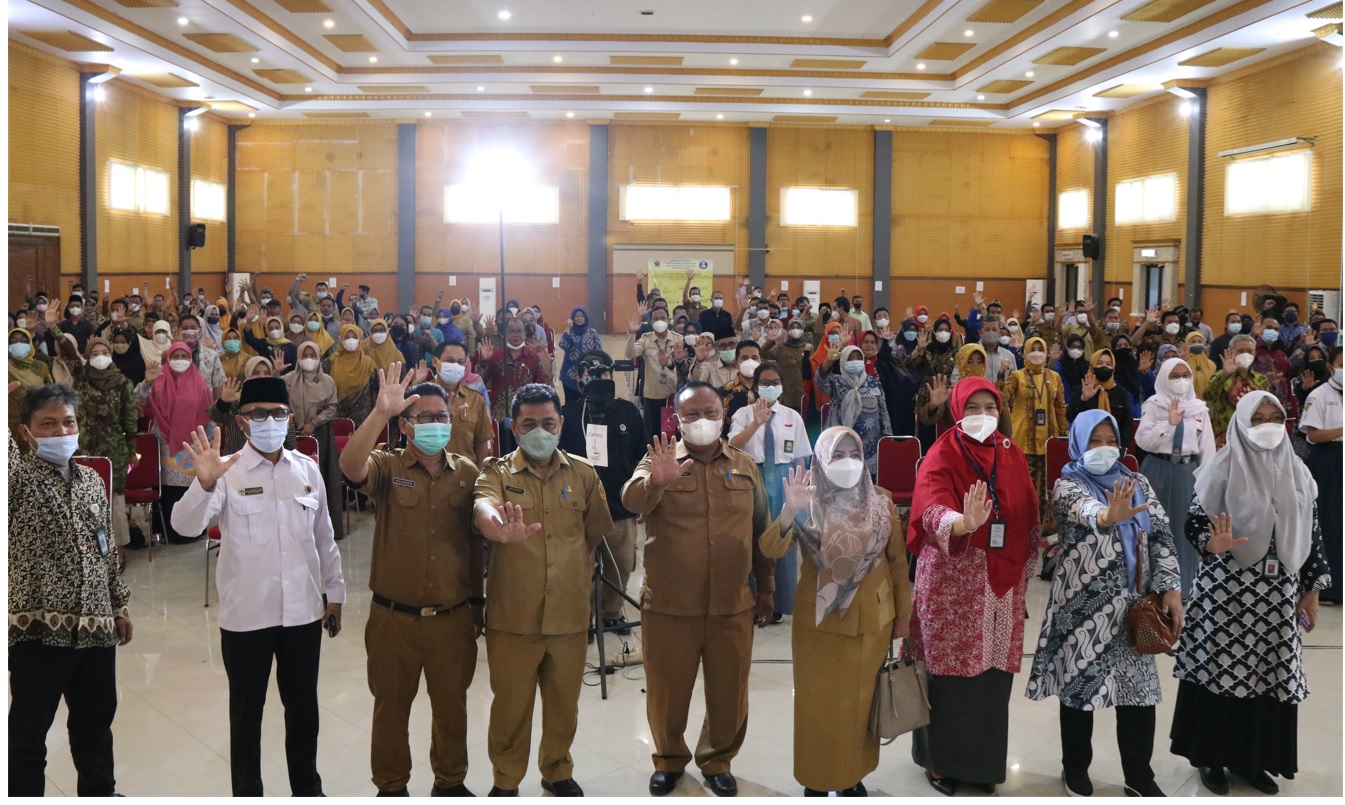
[9,234,61,311]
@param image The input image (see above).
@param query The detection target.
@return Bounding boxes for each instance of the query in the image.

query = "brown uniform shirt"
[441,382,493,459]
[355,449,480,608]
[621,440,778,618]
[474,449,614,636]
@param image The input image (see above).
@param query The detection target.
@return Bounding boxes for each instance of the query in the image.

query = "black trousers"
[641,397,665,444]
[220,621,324,796]
[1060,702,1156,786]
[8,642,118,797]
[156,483,204,544]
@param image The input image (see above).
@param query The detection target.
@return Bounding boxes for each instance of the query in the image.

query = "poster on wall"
[802,280,821,309]
[647,258,713,304]
[479,277,496,317]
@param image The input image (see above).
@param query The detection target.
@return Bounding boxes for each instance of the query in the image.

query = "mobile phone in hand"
[325,616,338,637]
[1299,610,1314,632]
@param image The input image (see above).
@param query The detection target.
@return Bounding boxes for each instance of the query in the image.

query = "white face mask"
[652,320,669,334]
[1026,352,1046,365]
[439,362,466,386]
[738,358,760,378]
[169,358,192,374]
[1081,446,1120,475]
[1228,322,1242,334]
[269,328,283,340]
[89,354,113,371]
[874,317,889,329]
[683,333,699,348]
[290,322,305,334]
[1076,313,1088,325]
[247,418,289,454]
[830,311,841,322]
[999,335,1011,346]
[679,417,722,446]
[824,457,865,489]
[689,294,701,303]
[1044,312,1056,322]
[1008,324,1020,333]
[842,359,867,375]
[371,331,388,344]
[916,314,929,324]
[67,306,83,318]
[33,433,80,466]
[15,319,27,330]
[934,331,951,344]
[712,298,724,309]
[757,309,770,320]
[1234,352,1255,370]
[758,384,783,403]
[1335,368,1343,386]
[788,328,804,340]
[959,413,998,442]
[1067,348,1084,360]
[342,338,360,352]
[1168,377,1192,396]
[155,332,171,345]
[1164,322,1181,335]
[300,357,319,373]
[1243,421,1285,450]
[506,339,525,351]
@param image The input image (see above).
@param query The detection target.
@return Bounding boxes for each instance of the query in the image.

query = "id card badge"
[1035,409,1046,427]
[1263,554,1281,578]
[95,528,110,557]
[988,520,1006,549]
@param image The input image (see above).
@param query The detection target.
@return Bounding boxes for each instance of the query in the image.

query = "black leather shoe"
[1063,768,1093,797]
[487,787,518,797]
[377,788,409,797]
[840,781,867,796]
[1233,769,1278,795]
[1123,780,1165,797]
[603,616,632,636]
[648,771,682,796]
[925,771,957,797]
[803,788,830,797]
[432,783,475,796]
[540,779,584,797]
[705,772,738,797]
[971,782,997,794]
[1199,767,1229,796]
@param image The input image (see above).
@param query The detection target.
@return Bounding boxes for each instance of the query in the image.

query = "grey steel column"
[588,124,610,332]
[872,129,892,311]
[227,124,249,276]
[1090,120,1108,310]
[396,123,416,314]
[1183,89,1207,309]
[748,127,767,288]
[178,107,192,293]
[1036,133,1058,301]
[78,73,99,289]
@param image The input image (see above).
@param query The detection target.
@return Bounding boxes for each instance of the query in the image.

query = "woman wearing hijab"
[1027,410,1181,797]
[912,317,959,451]
[1054,333,1091,404]
[1171,391,1329,796]
[137,340,214,544]
[1183,330,1216,398]
[1068,349,1134,449]
[71,337,140,548]
[919,345,1014,437]
[817,344,891,476]
[1299,349,1342,604]
[328,323,377,424]
[211,357,298,455]
[759,316,812,413]
[9,327,54,439]
[1003,336,1068,532]
[218,326,247,381]
[1135,359,1216,596]
[140,319,174,368]
[243,315,297,375]
[907,377,1039,796]
[558,306,603,403]
[760,428,912,796]
[285,340,343,541]
[1110,334,1145,417]
[108,325,147,385]
[1004,317,1025,351]
[809,321,850,410]
[202,304,224,349]
[877,321,926,438]
[303,310,335,358]
[364,318,403,373]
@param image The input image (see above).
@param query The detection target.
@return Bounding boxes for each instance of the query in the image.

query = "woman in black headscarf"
[1111,333,1145,415]
[108,325,147,385]
[1054,333,1090,403]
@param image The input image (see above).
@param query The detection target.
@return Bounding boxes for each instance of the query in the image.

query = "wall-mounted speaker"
[1082,234,1100,259]
[187,222,206,249]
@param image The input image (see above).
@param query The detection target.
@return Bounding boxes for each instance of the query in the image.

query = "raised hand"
[695,339,715,362]
[411,364,431,384]
[1049,343,1062,363]
[1303,327,1319,346]
[478,339,495,362]
[1099,478,1149,526]
[961,480,993,533]
[972,291,984,306]
[220,377,242,404]
[1168,398,1182,426]
[184,426,240,489]
[374,363,418,419]
[1220,348,1237,375]
[629,303,647,334]
[686,267,697,279]
[750,398,772,427]
[246,304,260,321]
[525,332,545,352]
[647,432,693,486]
[1139,351,1154,374]
[916,329,930,350]
[1081,371,1100,401]
[1204,513,1249,554]
[927,375,950,408]
[779,465,815,520]
[492,502,542,543]
[273,352,291,375]
[144,360,163,384]
[1145,307,1160,324]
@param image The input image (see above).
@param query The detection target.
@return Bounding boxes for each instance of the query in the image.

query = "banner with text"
[647,259,714,306]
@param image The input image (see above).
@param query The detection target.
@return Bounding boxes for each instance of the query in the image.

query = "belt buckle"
[420,606,438,617]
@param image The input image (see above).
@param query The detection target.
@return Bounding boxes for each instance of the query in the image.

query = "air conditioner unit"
[1309,289,1341,321]
[1217,137,1315,159]
[8,223,60,237]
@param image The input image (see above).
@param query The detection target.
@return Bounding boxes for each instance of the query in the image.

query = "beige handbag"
[868,638,931,744]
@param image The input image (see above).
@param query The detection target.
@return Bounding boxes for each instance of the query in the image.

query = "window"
[1114,174,1177,225]
[780,187,858,227]
[192,179,226,222]
[1057,189,1090,230]
[619,185,732,222]
[443,184,560,224]
[107,161,170,215]
[1224,152,1311,216]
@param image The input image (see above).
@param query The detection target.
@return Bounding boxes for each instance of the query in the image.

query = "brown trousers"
[365,603,478,792]
[596,517,638,619]
[642,608,753,775]
[485,630,587,789]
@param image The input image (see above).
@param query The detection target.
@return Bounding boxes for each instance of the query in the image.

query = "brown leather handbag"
[868,638,931,744]
[1126,535,1180,654]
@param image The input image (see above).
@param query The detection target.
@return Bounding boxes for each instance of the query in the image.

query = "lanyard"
[954,430,1001,517]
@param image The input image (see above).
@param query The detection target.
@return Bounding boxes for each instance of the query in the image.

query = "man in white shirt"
[953,316,1019,385]
[172,377,346,797]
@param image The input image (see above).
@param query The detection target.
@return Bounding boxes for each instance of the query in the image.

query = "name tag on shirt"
[783,440,795,454]
[95,528,109,557]
[586,423,609,467]
[239,487,265,496]
[506,485,526,494]
[1263,555,1281,578]
[392,477,416,489]
[988,520,1006,549]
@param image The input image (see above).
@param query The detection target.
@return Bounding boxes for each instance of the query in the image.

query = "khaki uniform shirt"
[441,382,492,459]
[621,440,778,617]
[356,449,480,609]
[629,332,680,401]
[474,450,614,636]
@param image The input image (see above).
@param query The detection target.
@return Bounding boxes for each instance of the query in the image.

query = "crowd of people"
[8,272,1340,798]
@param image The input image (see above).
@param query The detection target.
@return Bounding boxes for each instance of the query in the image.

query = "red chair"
[73,455,113,502]
[876,436,922,509]
[205,526,222,607]
[491,420,502,458]
[333,418,355,453]
[1045,436,1071,499]
[296,435,319,462]
[124,433,162,562]
[1120,454,1139,473]
[820,402,831,427]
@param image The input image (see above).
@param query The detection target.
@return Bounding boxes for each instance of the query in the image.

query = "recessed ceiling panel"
[18,30,114,51]
[860,91,932,100]
[977,79,1032,93]
[255,68,312,83]
[112,0,178,7]
[1122,0,1218,23]
[1034,46,1106,65]
[1178,47,1266,66]
[916,42,977,60]
[610,55,684,65]
[209,100,258,112]
[274,0,332,12]
[967,0,1045,23]
[183,33,259,53]
[1307,2,1342,18]
[128,72,199,88]
[694,87,764,96]
[324,34,377,52]
[1032,109,1080,120]
[428,54,505,65]
[789,59,867,69]
[1092,83,1159,98]
[529,85,601,93]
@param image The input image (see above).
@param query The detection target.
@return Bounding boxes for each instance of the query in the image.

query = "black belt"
[1168,454,1199,465]
[372,592,461,618]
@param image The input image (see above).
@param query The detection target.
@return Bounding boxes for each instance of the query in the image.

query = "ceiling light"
[803,89,812,96]
[1025,70,1034,77]
[964,29,974,37]
[498,10,511,20]
[566,111,575,118]
[1108,30,1119,37]
[729,58,738,65]
[323,19,334,28]
[884,118,890,122]
[977,94,985,100]
[369,56,378,63]
[1032,121,1039,127]
[801,15,813,22]
[305,86,313,92]
[477,85,485,91]
[92,86,106,102]
[425,111,432,117]
[1180,101,1192,116]
[251,57,260,63]
[1085,128,1102,142]
[916,63,926,70]
[716,113,724,119]
[248,112,256,118]
[177,16,188,25]
[644,86,653,93]
[553,55,563,62]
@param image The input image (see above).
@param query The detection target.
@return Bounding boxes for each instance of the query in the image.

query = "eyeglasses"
[407,413,451,424]
[241,407,291,421]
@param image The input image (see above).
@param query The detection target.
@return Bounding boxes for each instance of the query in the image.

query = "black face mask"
[1093,366,1114,383]
[584,378,615,402]
[1114,347,1133,358]
[390,324,407,339]
[450,305,461,316]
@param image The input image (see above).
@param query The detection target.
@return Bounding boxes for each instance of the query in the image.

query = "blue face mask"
[307,320,321,332]
[1081,446,1120,475]
[1261,329,1280,344]
[223,339,242,354]
[1321,331,1338,346]
[1284,310,1298,324]
[420,316,433,328]
[411,422,452,455]
[758,385,783,403]
[843,360,867,375]
[518,428,560,461]
[903,330,917,342]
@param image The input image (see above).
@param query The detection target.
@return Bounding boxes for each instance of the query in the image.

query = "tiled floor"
[33,506,1343,798]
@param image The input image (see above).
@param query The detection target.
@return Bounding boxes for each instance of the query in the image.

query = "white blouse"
[1135,402,1216,465]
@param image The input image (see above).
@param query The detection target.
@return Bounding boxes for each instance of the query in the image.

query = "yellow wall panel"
[9,42,82,279]
[96,79,179,276]
[765,125,873,280]
[235,121,399,275]
[1056,123,1095,239]
[1105,95,1187,283]
[891,130,1049,279]
[1202,43,1342,292]
[416,121,590,277]
[190,115,229,276]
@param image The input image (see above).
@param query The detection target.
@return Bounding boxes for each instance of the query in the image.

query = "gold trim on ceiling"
[1033,46,1107,65]
[1092,83,1160,97]
[222,0,341,72]
[1307,1,1343,18]
[255,68,312,83]
[112,0,178,6]
[273,0,331,11]
[324,34,378,52]
[977,79,1033,93]
[694,87,765,96]
[460,110,531,118]
[302,111,371,118]
[340,64,950,81]
[860,91,932,99]
[917,42,978,60]
[208,100,258,112]
[1316,22,1344,37]
[428,54,505,65]
[182,33,259,53]
[17,30,114,52]
[610,55,684,65]
[772,115,840,122]
[928,119,998,126]
[357,85,431,93]
[1031,109,1078,120]
[1178,46,1266,66]
[967,0,1046,24]
[954,0,1112,78]
[789,58,868,69]
[125,72,199,87]
[615,111,682,119]
[279,92,1011,111]
[529,85,601,93]
[1122,0,1219,23]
